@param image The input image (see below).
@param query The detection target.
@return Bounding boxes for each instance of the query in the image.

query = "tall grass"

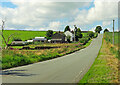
[2,42,85,69]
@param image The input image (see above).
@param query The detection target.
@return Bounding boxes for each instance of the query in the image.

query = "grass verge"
[2,40,92,70]
[79,34,119,84]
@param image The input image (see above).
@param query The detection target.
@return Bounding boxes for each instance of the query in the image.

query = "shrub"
[93,33,98,38]
[13,37,22,41]
[87,31,95,38]
[79,38,89,44]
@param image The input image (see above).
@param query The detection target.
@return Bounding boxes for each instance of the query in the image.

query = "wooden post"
[113,20,115,45]
[74,25,76,42]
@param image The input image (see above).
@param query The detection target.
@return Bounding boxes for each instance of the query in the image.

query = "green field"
[2,30,88,46]
[3,30,47,45]
[79,32,119,83]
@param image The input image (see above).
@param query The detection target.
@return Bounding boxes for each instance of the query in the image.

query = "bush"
[87,31,95,38]
[79,37,90,44]
[13,37,22,41]
[93,33,98,38]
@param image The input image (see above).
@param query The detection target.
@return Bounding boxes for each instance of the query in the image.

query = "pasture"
[3,30,47,45]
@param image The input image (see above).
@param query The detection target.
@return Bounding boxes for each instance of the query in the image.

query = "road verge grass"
[79,34,119,84]
[2,40,92,70]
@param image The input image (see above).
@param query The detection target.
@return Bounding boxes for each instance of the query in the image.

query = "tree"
[76,28,83,38]
[95,26,102,33]
[87,31,94,38]
[64,25,71,32]
[0,20,16,49]
[46,30,53,39]
[104,28,109,33]
[66,35,71,43]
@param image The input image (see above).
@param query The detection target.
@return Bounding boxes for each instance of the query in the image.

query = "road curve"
[2,34,103,83]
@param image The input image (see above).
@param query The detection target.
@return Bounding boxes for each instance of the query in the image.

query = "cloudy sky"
[0,0,119,32]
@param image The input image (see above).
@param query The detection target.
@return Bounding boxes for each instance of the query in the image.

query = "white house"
[64,31,74,42]
[33,37,47,42]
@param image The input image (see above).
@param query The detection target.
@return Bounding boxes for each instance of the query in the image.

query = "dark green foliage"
[79,37,90,44]
[13,37,22,41]
[104,28,109,33]
[76,28,83,38]
[93,33,98,38]
[66,35,71,43]
[95,26,102,33]
[87,31,95,38]
[46,30,53,39]
[64,25,71,32]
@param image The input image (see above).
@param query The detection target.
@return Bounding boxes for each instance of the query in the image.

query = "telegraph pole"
[113,20,115,45]
[74,25,76,42]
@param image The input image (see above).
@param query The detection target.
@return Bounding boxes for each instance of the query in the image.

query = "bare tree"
[0,20,16,49]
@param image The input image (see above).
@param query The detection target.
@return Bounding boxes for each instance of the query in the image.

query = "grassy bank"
[79,33,119,83]
[1,30,93,70]
[2,41,92,70]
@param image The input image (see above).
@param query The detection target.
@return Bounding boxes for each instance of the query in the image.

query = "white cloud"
[102,21,112,27]
[0,2,90,30]
[48,21,61,31]
[69,0,118,28]
[89,27,95,32]
[0,0,118,31]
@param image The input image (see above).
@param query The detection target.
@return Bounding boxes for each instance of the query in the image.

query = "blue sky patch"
[0,2,17,8]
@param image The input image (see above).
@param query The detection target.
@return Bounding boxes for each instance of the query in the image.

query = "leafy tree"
[46,30,53,39]
[76,28,83,38]
[95,26,102,33]
[64,25,71,32]
[104,28,109,33]
[66,35,71,43]
[87,31,94,38]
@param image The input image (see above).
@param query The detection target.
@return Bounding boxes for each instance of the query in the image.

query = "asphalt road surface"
[2,34,103,83]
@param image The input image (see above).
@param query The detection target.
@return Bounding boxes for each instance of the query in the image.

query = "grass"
[2,30,92,69]
[104,32,119,46]
[2,42,84,69]
[3,30,47,44]
[79,32,119,83]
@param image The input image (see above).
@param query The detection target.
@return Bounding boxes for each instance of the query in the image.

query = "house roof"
[33,38,47,41]
[33,37,47,41]
[35,37,46,39]
[12,41,25,44]
[51,33,65,39]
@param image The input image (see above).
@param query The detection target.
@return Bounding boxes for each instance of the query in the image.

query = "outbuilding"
[33,37,47,42]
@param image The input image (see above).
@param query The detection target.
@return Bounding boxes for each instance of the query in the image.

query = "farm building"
[33,37,47,42]
[26,40,33,43]
[64,31,74,42]
[51,33,65,43]
[11,41,25,45]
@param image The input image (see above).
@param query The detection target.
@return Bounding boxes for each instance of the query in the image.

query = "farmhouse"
[33,37,47,42]
[51,33,65,43]
[11,41,25,45]
[64,31,74,42]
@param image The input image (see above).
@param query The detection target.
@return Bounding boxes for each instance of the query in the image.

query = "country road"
[2,34,103,83]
